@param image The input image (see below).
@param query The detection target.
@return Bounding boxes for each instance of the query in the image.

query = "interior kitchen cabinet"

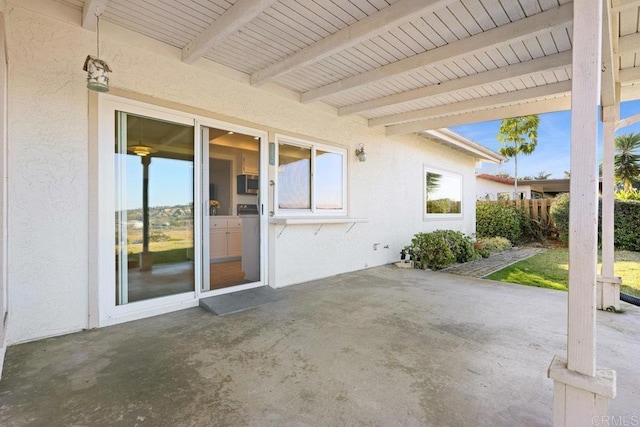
[241,153,259,175]
[209,218,242,260]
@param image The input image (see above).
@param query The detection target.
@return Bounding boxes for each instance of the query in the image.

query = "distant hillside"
[119,204,194,227]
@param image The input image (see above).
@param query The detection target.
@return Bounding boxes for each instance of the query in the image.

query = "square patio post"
[547,1,616,425]
[598,101,621,311]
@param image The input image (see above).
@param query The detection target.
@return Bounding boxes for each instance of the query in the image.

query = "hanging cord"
[95,11,102,58]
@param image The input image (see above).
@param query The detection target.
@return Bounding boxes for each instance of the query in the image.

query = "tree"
[496,172,513,179]
[614,133,640,191]
[534,171,551,180]
[497,115,540,198]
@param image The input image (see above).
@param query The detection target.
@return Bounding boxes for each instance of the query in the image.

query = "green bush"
[476,202,521,243]
[477,248,491,258]
[436,230,480,263]
[550,194,640,251]
[407,233,455,270]
[550,194,570,243]
[612,199,640,251]
[518,207,552,242]
[478,237,512,253]
[406,230,479,270]
[615,189,640,201]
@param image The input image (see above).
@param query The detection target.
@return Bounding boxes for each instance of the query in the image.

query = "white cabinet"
[210,218,242,260]
[241,153,259,175]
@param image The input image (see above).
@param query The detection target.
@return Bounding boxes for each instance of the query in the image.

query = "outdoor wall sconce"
[83,12,112,92]
[355,143,367,162]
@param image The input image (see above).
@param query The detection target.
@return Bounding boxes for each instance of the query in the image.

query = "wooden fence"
[477,199,555,227]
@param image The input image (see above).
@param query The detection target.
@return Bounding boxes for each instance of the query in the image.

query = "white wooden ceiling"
[59,0,640,135]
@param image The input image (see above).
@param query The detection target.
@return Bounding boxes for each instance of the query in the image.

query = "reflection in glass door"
[201,126,261,292]
[115,112,195,304]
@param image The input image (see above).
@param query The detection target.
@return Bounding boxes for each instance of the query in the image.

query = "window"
[424,167,462,217]
[276,136,346,215]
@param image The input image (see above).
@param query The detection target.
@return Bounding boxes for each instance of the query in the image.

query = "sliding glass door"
[114,112,195,304]
[200,125,262,292]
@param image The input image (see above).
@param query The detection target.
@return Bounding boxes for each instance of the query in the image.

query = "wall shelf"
[269,217,368,237]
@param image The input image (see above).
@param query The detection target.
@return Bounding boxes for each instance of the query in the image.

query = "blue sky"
[126,156,194,209]
[450,99,640,179]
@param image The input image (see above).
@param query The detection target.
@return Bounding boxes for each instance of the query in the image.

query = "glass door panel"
[115,112,195,304]
[201,126,261,291]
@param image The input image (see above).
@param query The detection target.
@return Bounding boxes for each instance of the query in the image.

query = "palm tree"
[534,171,552,180]
[497,115,540,199]
[614,133,640,191]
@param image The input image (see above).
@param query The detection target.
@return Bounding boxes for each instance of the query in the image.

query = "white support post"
[548,1,616,425]
[598,101,621,311]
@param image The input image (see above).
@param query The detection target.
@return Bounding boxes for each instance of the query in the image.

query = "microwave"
[237,174,259,195]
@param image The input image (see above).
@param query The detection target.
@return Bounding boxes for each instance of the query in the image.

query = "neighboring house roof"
[421,129,504,164]
[477,174,515,185]
[519,178,571,193]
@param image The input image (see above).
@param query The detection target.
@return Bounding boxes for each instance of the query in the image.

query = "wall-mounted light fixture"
[83,12,112,92]
[130,146,158,157]
[355,143,367,162]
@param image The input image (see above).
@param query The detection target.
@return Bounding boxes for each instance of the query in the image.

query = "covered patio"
[1,267,638,426]
[0,0,638,424]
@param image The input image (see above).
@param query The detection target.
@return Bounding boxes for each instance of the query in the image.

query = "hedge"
[475,202,521,243]
[550,194,640,251]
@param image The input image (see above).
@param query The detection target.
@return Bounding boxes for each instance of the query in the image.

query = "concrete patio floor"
[0,266,638,426]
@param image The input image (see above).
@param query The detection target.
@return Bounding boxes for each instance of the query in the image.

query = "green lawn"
[486,248,640,297]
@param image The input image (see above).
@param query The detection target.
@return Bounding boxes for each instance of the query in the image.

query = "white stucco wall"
[5,1,481,343]
[476,177,532,200]
[476,178,515,200]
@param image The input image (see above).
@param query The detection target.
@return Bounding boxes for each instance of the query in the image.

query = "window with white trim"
[276,136,347,216]
[424,166,463,218]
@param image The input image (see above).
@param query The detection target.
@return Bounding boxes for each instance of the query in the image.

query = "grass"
[123,228,194,265]
[486,248,640,297]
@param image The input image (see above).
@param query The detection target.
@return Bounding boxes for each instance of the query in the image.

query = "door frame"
[197,117,268,299]
[94,95,269,327]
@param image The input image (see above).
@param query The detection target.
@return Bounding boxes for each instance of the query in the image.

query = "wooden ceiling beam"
[339,51,572,116]
[250,0,458,86]
[182,0,277,64]
[601,0,618,109]
[370,81,572,127]
[616,32,640,54]
[385,96,571,136]
[82,0,110,31]
[618,66,640,82]
[300,2,573,104]
[611,0,640,12]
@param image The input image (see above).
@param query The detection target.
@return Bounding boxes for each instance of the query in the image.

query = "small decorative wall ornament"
[83,12,111,92]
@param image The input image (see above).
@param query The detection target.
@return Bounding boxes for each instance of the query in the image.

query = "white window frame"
[423,165,463,220]
[275,135,347,217]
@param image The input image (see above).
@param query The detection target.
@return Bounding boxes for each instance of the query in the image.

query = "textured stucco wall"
[476,178,532,200]
[5,2,481,343]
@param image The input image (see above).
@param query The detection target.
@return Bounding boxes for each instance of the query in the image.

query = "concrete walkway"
[0,266,638,426]
[442,247,547,277]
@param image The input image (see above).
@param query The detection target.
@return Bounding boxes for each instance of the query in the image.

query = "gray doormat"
[199,286,285,316]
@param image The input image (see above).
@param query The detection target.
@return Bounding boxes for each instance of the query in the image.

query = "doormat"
[199,286,285,316]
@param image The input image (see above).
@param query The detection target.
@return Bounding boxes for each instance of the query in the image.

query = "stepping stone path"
[441,247,548,278]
